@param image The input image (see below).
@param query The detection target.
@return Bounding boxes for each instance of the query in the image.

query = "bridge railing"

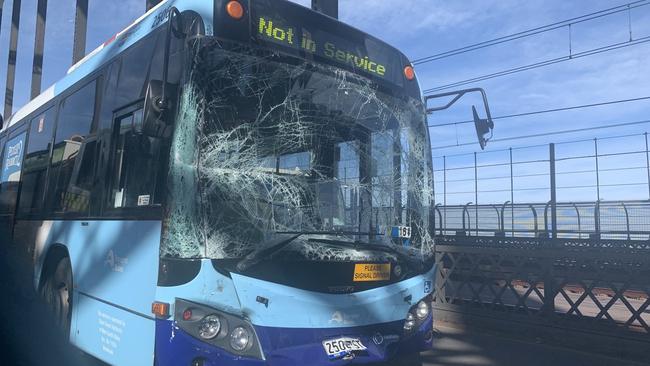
[434,199,650,240]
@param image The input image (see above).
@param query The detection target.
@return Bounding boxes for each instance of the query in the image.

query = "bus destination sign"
[257,17,388,78]
[250,2,404,85]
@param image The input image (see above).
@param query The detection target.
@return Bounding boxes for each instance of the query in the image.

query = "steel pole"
[474,152,478,236]
[72,0,88,64]
[0,1,5,38]
[443,156,447,231]
[549,143,557,239]
[594,138,600,201]
[30,0,47,99]
[645,132,650,200]
[510,148,514,236]
[4,0,21,118]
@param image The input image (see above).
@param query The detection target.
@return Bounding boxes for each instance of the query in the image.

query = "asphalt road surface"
[421,325,648,366]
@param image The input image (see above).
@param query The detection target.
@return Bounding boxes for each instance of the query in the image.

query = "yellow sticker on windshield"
[353,263,391,282]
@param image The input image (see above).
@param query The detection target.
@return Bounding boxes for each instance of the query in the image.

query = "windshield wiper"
[235,230,376,272]
[276,230,376,236]
[236,233,302,272]
[306,237,424,271]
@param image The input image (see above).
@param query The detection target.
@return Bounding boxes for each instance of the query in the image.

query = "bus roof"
[2,0,417,133]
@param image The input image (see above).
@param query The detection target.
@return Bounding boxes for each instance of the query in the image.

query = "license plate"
[322,337,366,359]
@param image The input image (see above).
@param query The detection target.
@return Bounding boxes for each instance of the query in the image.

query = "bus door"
[71,104,163,365]
[0,129,27,240]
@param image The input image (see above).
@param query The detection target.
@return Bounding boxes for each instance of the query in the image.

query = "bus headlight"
[416,301,429,319]
[403,312,416,331]
[403,295,433,333]
[175,299,263,359]
[198,315,222,339]
[230,326,251,351]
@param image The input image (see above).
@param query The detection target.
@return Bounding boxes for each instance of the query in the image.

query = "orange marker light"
[226,1,245,20]
[152,302,170,318]
[404,65,415,81]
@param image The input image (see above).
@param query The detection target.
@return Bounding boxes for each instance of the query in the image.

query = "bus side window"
[47,80,98,215]
[0,135,6,213]
[109,108,163,210]
[17,108,56,216]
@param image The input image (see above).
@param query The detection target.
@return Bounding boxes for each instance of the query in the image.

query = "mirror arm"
[160,7,183,112]
[425,87,495,150]
[425,87,492,120]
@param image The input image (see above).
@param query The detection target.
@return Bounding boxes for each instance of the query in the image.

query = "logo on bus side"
[2,133,26,183]
[5,140,23,170]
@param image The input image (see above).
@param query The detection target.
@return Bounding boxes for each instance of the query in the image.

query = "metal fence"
[433,236,650,364]
[431,134,650,357]
[433,133,650,207]
[433,236,650,336]
[434,200,650,240]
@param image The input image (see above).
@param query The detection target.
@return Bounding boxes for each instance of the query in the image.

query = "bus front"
[155,1,435,364]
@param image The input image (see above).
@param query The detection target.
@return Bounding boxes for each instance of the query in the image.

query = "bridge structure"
[431,140,650,363]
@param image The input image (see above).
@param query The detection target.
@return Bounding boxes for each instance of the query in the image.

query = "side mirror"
[472,106,494,150]
[425,87,495,150]
[143,80,177,138]
[0,114,4,130]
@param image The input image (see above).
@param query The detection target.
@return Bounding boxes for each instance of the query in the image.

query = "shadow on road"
[420,324,647,366]
[0,236,92,366]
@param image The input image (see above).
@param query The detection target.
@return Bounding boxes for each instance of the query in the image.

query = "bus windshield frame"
[160,39,434,265]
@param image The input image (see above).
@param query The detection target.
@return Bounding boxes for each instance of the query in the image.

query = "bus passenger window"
[0,136,6,215]
[109,109,162,209]
[47,80,97,215]
[18,109,56,216]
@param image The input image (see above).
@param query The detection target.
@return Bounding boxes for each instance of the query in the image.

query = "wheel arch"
[38,243,71,290]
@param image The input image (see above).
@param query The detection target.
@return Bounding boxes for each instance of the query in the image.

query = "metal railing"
[433,133,650,214]
[434,200,650,240]
[434,238,650,334]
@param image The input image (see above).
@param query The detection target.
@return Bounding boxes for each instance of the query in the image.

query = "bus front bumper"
[154,314,433,366]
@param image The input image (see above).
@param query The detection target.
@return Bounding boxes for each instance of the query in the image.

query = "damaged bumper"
[154,313,433,366]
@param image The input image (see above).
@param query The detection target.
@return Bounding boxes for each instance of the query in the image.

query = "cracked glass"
[161,44,433,263]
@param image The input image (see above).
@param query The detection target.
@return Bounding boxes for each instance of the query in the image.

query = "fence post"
[643,132,650,199]
[443,156,447,232]
[474,152,478,236]
[595,138,601,201]
[510,148,514,236]
[549,143,557,239]
[543,257,556,315]
[544,144,557,314]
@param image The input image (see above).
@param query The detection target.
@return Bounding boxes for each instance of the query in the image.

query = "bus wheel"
[41,256,73,334]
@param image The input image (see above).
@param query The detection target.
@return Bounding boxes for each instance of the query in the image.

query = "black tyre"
[40,256,73,335]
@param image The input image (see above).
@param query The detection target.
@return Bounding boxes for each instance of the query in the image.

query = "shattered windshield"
[161,45,433,261]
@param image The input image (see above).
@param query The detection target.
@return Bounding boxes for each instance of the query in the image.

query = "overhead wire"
[432,132,649,159]
[427,96,650,128]
[430,119,650,150]
[412,0,650,64]
[423,36,650,93]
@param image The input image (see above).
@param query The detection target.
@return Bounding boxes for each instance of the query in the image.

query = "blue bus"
[0,0,448,364]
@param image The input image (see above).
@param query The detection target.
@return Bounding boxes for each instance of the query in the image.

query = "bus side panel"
[74,294,156,365]
[37,220,161,365]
